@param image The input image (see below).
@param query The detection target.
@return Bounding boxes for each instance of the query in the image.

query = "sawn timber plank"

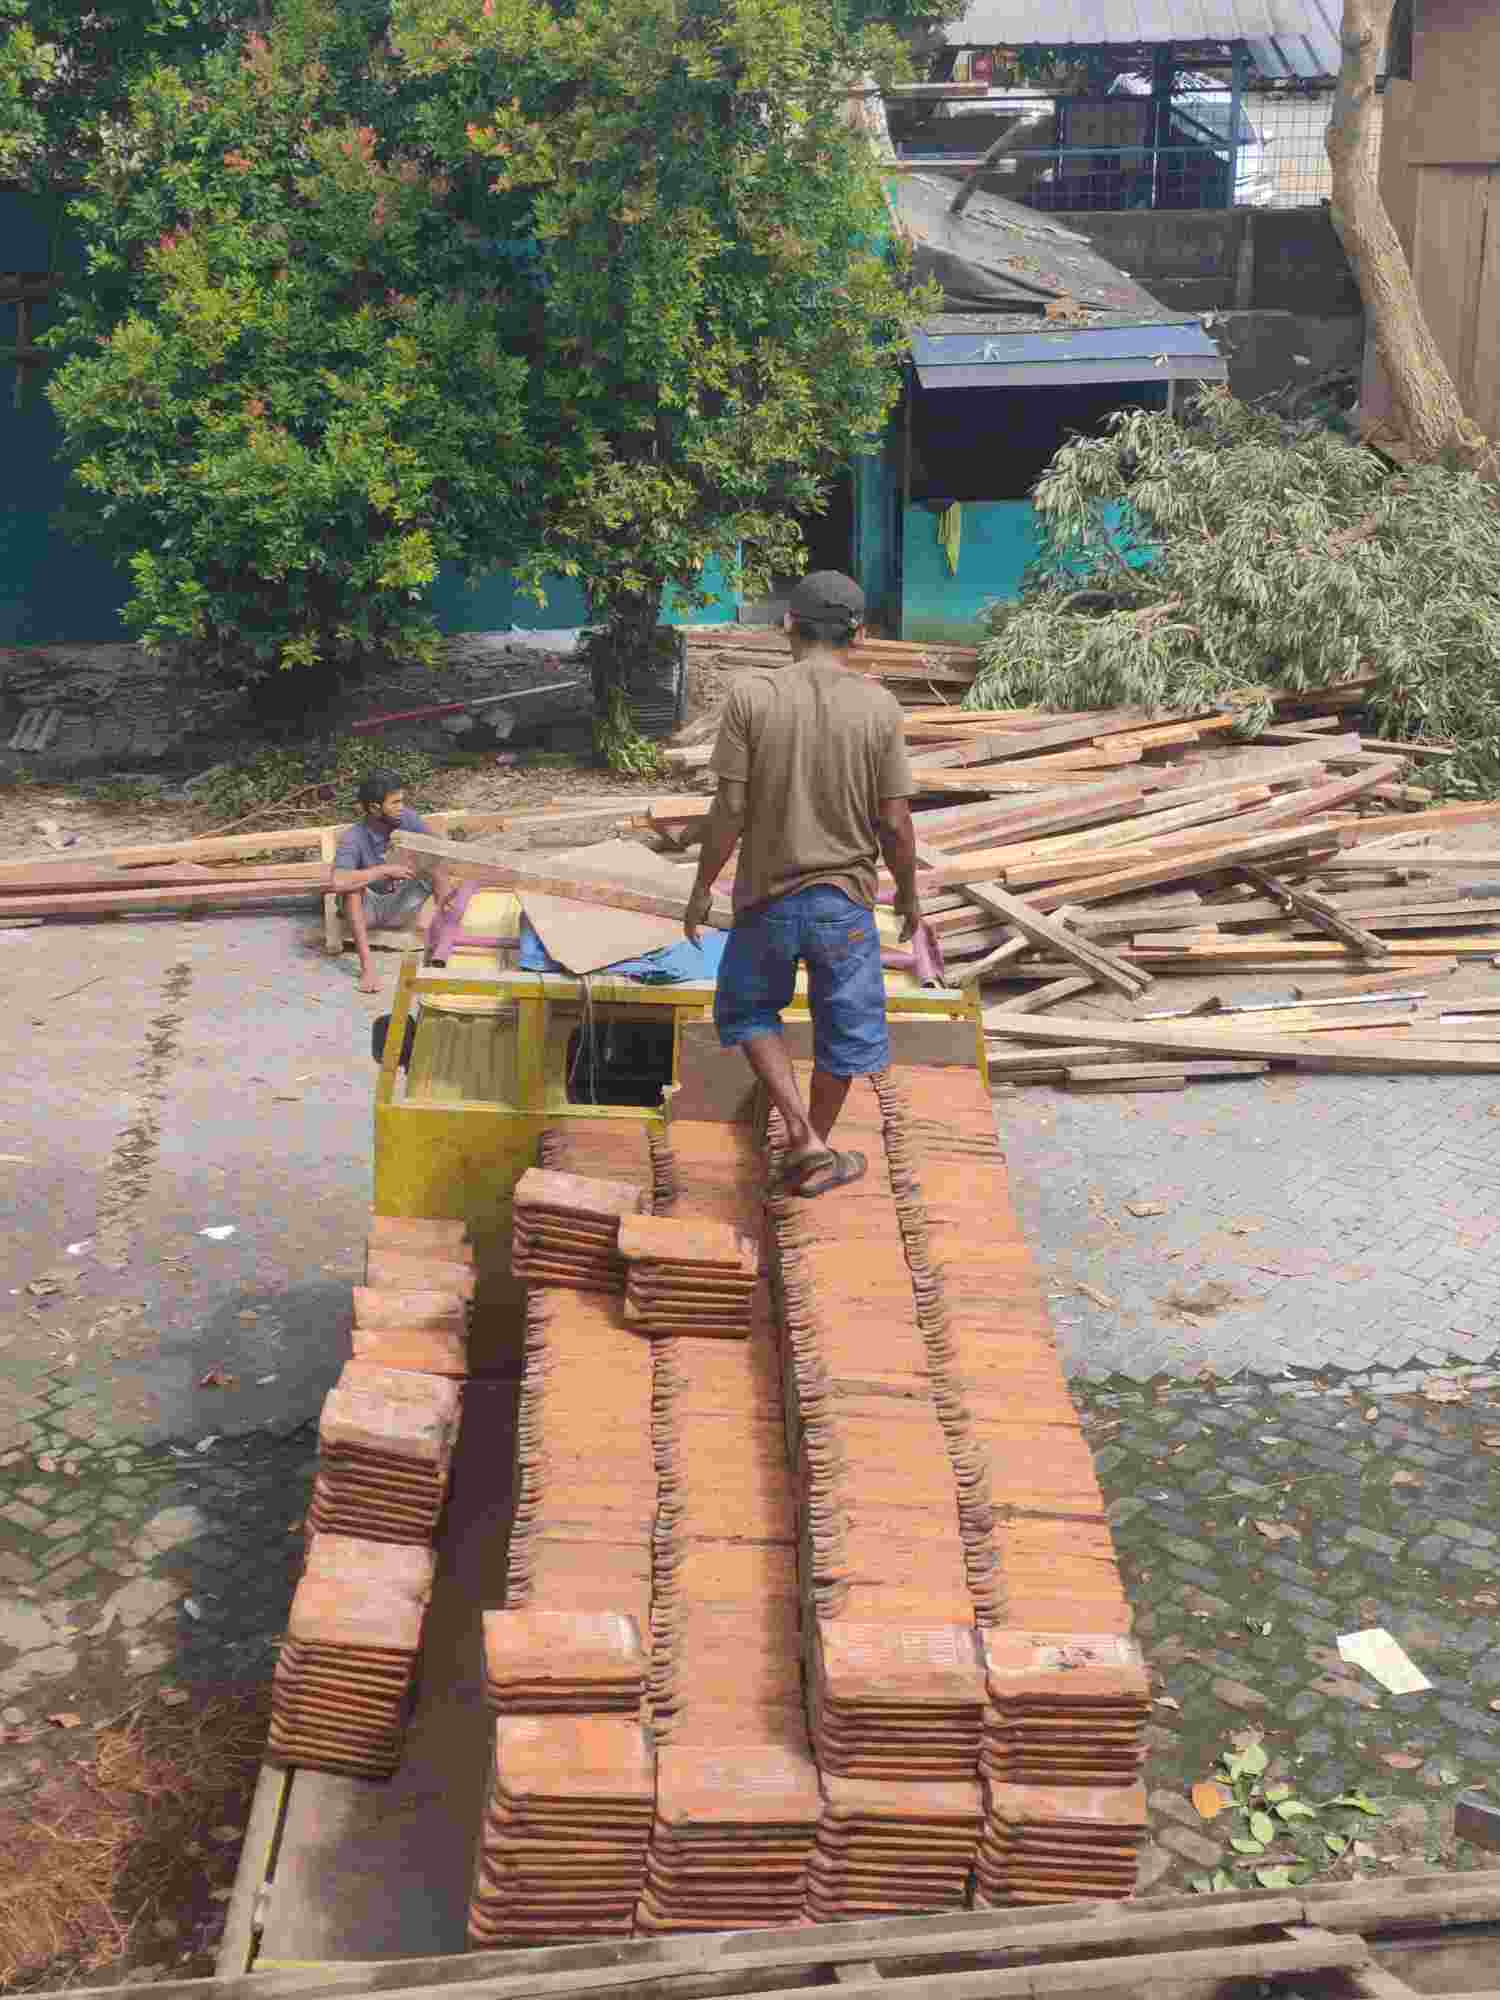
[963,1013,1500,1074]
[394,831,734,927]
[1009,829,1343,909]
[925,873,1147,998]
[0,880,324,918]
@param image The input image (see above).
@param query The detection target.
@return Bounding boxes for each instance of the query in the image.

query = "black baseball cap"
[787,571,865,624]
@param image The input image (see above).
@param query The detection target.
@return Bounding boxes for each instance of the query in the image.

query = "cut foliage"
[967,392,1500,793]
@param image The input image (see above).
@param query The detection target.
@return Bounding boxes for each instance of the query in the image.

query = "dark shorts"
[361,875,432,931]
[714,885,889,1078]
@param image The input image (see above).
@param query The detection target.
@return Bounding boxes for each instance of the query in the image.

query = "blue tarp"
[518,914,728,984]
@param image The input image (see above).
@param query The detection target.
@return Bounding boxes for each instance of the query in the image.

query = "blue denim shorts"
[714,884,889,1078]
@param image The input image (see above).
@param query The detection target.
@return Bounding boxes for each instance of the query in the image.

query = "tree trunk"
[590,587,660,713]
[587,584,680,772]
[1325,0,1488,464]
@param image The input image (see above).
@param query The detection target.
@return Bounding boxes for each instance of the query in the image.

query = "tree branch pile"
[967,389,1500,794]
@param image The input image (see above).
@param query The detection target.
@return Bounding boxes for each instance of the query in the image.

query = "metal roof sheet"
[895,175,1178,318]
[914,311,1227,388]
[941,0,1341,75]
[914,318,1223,363]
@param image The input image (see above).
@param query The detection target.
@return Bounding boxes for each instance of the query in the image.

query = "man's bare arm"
[330,858,415,895]
[684,778,746,945]
[878,797,921,943]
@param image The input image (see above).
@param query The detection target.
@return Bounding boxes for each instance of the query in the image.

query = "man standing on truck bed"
[331,770,455,994]
[684,572,921,1198]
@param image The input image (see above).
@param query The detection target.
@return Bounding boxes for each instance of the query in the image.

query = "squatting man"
[330,770,456,992]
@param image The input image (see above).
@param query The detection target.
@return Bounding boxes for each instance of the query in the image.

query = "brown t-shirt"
[710,661,914,915]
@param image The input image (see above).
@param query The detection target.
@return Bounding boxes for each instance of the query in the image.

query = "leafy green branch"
[1190,1739,1385,1896]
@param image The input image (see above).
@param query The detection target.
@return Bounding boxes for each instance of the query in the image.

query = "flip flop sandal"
[787,1149,868,1200]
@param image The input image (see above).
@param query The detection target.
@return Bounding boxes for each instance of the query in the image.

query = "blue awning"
[913,317,1227,390]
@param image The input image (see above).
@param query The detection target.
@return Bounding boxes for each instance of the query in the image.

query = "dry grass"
[0,1687,267,1993]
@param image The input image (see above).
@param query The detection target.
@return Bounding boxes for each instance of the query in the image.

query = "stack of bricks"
[766,1086,985,1919]
[619,1214,759,1340]
[466,1051,1144,1930]
[469,1716,656,1944]
[470,1122,659,1947]
[980,1633,1149,1787]
[307,1360,461,1546]
[809,1775,983,1920]
[635,1121,821,1934]
[270,1217,472,1786]
[482,1609,645,1716]
[500,1278,655,1675]
[511,1168,649,1293]
[895,1068,1147,1903]
[973,1783,1146,1905]
[268,1534,434,1780]
[351,1215,475,1377]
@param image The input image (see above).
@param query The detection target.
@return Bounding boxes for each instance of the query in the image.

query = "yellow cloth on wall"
[937,502,962,576]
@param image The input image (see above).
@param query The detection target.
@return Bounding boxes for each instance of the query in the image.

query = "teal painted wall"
[852,448,901,636]
[428,558,738,634]
[2,194,737,648]
[1,194,134,646]
[900,499,1152,643]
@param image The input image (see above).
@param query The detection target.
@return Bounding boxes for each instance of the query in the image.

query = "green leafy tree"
[392,0,926,760]
[46,0,539,724]
[0,0,57,179]
[44,0,927,748]
[0,0,268,186]
[966,389,1500,792]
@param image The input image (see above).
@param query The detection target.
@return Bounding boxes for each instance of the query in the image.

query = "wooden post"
[1226,42,1247,207]
[321,829,343,955]
[1150,46,1175,209]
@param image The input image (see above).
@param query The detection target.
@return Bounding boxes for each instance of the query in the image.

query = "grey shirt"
[333,807,430,875]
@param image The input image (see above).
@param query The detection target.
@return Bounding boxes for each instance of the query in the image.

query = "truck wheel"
[372,1015,416,1067]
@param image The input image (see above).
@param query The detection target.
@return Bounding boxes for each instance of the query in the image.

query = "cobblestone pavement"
[0,1422,314,1741]
[1078,1366,1500,1894]
[1000,1030,1500,1385]
[0,912,377,1757]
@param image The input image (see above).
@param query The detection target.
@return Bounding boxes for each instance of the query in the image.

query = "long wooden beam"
[967,1012,1500,1074]
[0,808,520,883]
[1023,829,1343,910]
[0,880,323,919]
[393,831,734,927]
[930,874,1147,999]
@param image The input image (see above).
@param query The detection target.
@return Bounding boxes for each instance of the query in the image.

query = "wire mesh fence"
[893,85,1373,212]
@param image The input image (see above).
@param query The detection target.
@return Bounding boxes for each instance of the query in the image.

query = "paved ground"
[2,905,1499,1916]
[1078,1366,1500,1893]
[1,910,380,1737]
[1003,1063,1500,1382]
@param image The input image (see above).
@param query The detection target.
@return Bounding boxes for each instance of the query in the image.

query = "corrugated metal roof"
[915,318,1223,363]
[942,0,1341,76]
[913,313,1227,387]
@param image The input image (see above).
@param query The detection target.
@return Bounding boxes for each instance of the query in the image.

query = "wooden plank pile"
[190,1862,1500,2000]
[0,804,694,931]
[686,627,980,699]
[385,687,1500,1091]
[850,693,1498,1090]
